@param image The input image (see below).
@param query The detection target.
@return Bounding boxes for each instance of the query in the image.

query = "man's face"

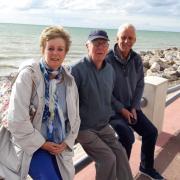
[117,27,136,57]
[87,38,109,64]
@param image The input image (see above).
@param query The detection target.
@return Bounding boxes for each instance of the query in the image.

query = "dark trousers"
[29,149,62,180]
[110,110,158,169]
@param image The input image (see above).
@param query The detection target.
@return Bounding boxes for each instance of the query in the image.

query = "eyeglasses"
[91,41,109,48]
[121,36,135,42]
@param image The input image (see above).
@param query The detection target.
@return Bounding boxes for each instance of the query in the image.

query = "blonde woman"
[1,26,80,180]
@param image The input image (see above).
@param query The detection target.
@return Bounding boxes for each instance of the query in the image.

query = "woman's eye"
[48,47,54,51]
[58,48,65,51]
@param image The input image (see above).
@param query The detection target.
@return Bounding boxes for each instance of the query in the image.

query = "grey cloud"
[145,0,179,7]
[7,0,180,18]
[13,0,45,10]
[119,0,180,17]
[29,0,45,9]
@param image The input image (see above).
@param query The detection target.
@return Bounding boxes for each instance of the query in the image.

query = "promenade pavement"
[74,98,180,180]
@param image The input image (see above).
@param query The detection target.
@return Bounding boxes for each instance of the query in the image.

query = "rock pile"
[140,47,180,82]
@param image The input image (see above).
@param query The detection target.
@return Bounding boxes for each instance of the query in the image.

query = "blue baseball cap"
[88,29,109,41]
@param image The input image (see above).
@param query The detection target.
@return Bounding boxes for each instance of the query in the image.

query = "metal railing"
[166,84,180,106]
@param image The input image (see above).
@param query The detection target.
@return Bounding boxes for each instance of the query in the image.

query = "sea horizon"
[2,22,180,33]
[1,22,180,76]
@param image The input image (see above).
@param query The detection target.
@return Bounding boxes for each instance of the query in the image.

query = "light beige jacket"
[0,60,80,180]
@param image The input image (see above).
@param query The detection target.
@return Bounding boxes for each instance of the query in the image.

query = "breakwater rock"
[140,47,180,82]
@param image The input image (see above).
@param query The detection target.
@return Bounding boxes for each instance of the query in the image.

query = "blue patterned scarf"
[40,59,66,143]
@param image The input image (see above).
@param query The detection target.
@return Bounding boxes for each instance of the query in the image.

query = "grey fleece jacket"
[71,56,115,130]
[106,44,144,112]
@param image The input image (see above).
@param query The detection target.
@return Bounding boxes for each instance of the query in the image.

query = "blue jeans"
[110,110,158,169]
[29,149,62,180]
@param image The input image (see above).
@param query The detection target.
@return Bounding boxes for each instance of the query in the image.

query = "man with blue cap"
[72,29,133,180]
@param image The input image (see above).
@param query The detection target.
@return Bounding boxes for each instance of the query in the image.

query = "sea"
[1,23,180,76]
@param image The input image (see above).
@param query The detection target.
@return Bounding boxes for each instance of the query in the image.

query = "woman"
[2,26,80,180]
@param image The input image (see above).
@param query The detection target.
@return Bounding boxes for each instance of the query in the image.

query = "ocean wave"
[0,54,40,60]
[0,64,18,69]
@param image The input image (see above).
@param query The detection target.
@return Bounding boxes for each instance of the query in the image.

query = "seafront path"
[74,97,180,180]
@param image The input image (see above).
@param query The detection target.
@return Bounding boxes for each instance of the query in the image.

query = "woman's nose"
[52,49,58,54]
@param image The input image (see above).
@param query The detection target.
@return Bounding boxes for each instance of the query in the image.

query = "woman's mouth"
[51,58,60,61]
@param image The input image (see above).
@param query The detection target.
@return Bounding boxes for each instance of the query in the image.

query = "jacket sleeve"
[111,67,125,112]
[111,95,125,112]
[131,56,145,109]
[71,65,81,89]
[8,69,45,155]
[64,80,80,150]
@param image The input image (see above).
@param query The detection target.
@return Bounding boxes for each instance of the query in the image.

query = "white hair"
[117,23,136,37]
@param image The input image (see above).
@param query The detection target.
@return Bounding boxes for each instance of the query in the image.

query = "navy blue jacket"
[106,44,144,112]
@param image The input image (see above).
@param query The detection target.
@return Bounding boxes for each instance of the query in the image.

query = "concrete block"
[142,76,168,133]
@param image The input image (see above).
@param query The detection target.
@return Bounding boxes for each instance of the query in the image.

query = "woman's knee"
[29,149,62,180]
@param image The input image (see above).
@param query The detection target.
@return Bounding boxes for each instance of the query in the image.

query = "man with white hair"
[106,24,164,180]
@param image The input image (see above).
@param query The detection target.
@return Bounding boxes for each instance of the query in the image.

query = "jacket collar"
[85,56,107,70]
[112,43,133,65]
[19,58,74,87]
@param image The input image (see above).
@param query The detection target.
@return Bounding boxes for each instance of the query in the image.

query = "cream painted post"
[142,76,168,133]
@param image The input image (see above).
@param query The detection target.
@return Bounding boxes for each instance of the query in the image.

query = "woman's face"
[43,37,67,70]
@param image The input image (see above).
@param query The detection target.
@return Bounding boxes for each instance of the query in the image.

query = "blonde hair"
[40,26,71,54]
[117,23,136,38]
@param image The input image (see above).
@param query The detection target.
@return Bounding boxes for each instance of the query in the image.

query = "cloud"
[145,0,179,7]
[0,0,33,10]
[2,0,180,16]
[0,0,180,31]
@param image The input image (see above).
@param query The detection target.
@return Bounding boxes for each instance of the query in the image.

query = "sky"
[0,0,180,32]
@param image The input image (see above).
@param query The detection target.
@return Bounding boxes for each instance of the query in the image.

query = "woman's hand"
[41,141,60,155]
[41,141,67,155]
[57,142,68,154]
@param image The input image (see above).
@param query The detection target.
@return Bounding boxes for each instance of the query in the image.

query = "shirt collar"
[113,43,132,65]
[86,56,107,70]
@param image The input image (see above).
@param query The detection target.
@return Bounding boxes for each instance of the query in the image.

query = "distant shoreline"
[1,22,180,33]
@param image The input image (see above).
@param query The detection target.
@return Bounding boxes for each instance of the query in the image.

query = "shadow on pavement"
[135,131,180,180]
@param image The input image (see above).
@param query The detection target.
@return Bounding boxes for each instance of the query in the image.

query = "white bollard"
[142,76,168,133]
